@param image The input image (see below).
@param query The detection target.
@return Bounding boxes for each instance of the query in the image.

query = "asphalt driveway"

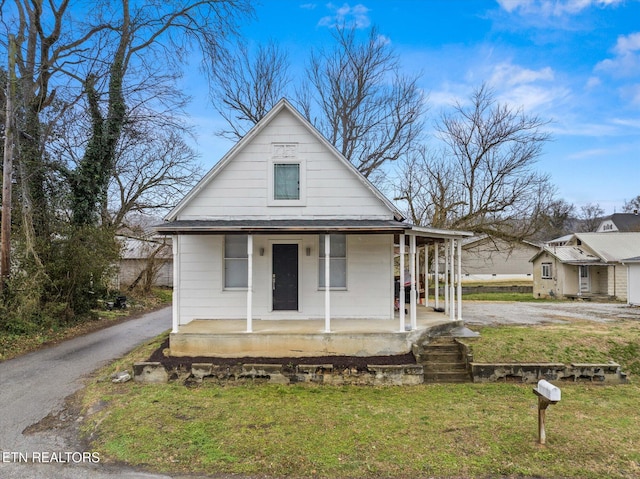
[0,307,173,479]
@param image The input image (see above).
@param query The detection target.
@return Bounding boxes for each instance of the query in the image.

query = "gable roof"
[531,232,640,264]
[165,99,404,222]
[597,213,640,232]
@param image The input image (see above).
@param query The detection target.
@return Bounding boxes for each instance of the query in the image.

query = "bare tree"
[395,84,554,242]
[623,195,640,214]
[302,26,425,177]
[577,202,604,232]
[210,41,291,140]
[106,129,203,230]
[533,198,576,241]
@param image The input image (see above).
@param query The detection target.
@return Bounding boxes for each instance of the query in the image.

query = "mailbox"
[533,379,561,445]
[535,379,561,402]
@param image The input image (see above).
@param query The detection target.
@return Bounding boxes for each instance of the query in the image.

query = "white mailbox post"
[533,379,561,445]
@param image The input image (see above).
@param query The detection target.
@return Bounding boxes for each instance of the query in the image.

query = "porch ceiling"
[155,219,409,235]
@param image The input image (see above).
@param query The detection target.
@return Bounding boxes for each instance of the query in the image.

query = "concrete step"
[424,351,462,361]
[420,339,471,383]
[423,362,467,372]
[424,371,471,383]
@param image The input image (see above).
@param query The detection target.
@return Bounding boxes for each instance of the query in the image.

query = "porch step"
[420,339,471,383]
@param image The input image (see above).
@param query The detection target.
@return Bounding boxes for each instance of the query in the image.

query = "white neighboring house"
[530,232,640,301]
[622,257,640,306]
[460,235,538,282]
[156,99,472,358]
[118,235,173,289]
[596,213,640,233]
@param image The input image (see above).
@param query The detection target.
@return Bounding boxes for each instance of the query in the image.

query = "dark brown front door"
[272,244,298,311]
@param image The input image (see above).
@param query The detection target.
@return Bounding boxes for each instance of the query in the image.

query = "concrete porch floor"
[170,305,466,358]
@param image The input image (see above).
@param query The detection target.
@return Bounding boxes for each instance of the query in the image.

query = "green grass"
[469,318,640,375]
[81,322,640,479]
[462,292,536,301]
[82,380,640,478]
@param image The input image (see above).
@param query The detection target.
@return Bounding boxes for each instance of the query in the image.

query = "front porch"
[170,305,473,358]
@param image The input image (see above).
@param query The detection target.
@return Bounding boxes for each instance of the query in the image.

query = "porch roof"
[155,219,410,234]
[155,219,474,240]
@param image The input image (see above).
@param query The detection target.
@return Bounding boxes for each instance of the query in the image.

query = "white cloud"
[497,0,624,16]
[489,62,555,88]
[596,32,640,77]
[318,2,371,29]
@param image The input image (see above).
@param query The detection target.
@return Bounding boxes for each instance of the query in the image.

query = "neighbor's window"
[319,234,347,289]
[273,163,300,200]
[541,262,552,279]
[224,235,248,288]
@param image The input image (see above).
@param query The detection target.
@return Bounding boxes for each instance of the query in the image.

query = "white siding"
[629,264,640,305]
[177,109,393,221]
[175,234,394,325]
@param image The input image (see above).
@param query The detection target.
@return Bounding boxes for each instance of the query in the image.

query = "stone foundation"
[471,362,628,384]
[134,361,424,385]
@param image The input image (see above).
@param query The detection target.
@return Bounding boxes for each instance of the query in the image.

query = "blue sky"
[182,0,640,214]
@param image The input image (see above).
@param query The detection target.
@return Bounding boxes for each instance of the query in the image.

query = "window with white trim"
[274,163,300,200]
[541,262,552,279]
[319,234,347,289]
[268,143,305,206]
[224,235,248,288]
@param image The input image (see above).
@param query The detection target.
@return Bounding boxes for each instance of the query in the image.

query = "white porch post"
[399,234,405,332]
[410,234,417,330]
[577,266,582,297]
[172,235,180,333]
[434,242,440,311]
[246,234,253,333]
[457,238,462,321]
[444,239,449,315]
[450,238,456,321]
[424,244,429,308]
[324,233,331,333]
[416,243,421,306]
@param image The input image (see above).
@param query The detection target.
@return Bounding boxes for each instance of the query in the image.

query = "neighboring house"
[460,235,538,282]
[530,232,640,301]
[622,256,640,306]
[118,235,173,289]
[596,213,640,233]
[156,99,472,358]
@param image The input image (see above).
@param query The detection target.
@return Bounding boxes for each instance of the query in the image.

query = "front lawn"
[81,323,640,479]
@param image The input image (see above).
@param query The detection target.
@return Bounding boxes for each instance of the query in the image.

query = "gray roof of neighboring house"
[598,213,640,232]
[119,236,172,260]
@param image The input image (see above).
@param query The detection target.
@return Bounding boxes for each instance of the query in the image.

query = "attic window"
[274,163,300,200]
[268,143,306,206]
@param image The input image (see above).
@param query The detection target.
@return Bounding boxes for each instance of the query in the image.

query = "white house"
[622,257,640,306]
[530,232,640,301]
[156,99,472,358]
[460,235,538,282]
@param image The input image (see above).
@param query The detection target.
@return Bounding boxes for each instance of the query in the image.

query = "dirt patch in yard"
[147,337,417,371]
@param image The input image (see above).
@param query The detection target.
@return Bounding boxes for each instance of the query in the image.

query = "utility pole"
[1,35,16,292]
